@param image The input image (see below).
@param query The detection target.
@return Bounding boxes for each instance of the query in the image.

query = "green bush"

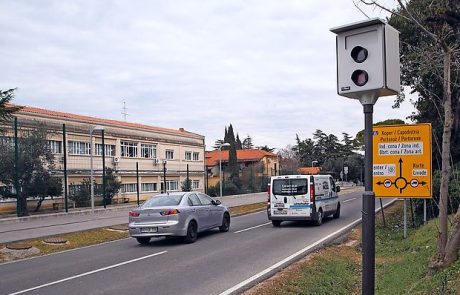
[69,179,91,207]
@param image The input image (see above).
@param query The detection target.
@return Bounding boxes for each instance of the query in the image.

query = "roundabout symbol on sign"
[376,158,427,194]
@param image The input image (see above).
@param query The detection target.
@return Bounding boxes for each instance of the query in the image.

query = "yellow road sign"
[373,123,432,198]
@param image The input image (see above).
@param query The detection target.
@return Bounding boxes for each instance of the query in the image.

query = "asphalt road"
[0,190,394,295]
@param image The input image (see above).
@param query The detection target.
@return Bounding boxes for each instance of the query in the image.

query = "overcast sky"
[0,0,415,150]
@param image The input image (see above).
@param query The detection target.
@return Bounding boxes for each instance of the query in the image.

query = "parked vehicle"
[267,175,340,227]
[129,192,231,244]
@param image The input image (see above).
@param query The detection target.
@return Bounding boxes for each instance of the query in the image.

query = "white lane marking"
[234,222,271,234]
[343,197,358,203]
[220,199,397,295]
[8,251,168,295]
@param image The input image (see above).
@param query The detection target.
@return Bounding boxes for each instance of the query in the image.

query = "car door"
[197,193,214,228]
[199,193,221,227]
[187,193,208,231]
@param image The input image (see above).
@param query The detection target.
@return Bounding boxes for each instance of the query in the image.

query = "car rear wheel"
[183,220,198,243]
[219,213,230,232]
[333,203,341,219]
[272,220,282,227]
[136,237,151,245]
[314,209,323,226]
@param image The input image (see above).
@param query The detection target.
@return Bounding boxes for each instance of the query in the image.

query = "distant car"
[128,192,231,244]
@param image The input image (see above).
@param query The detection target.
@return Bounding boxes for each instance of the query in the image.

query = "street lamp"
[90,125,104,215]
[219,143,231,197]
[163,160,167,193]
[311,160,318,167]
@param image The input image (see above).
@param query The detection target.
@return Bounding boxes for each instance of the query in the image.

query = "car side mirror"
[336,186,341,192]
[212,200,221,206]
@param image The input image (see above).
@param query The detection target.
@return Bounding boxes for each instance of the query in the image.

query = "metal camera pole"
[360,95,377,294]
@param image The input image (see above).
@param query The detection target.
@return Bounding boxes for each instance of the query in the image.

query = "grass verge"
[244,201,460,295]
[0,202,267,264]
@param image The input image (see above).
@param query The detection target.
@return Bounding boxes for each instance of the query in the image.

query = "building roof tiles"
[206,149,277,166]
[13,104,203,139]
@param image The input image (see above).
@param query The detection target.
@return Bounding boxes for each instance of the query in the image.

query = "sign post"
[373,123,432,239]
[331,18,400,295]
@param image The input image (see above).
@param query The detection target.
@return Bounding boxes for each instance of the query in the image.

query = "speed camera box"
[330,18,400,99]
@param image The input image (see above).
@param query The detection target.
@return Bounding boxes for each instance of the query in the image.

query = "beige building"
[1,105,205,210]
[206,149,279,187]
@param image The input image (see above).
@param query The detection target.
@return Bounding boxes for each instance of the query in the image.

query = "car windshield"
[272,179,308,196]
[142,194,184,208]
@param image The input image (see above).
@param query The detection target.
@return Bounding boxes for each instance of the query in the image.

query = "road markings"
[234,222,271,234]
[7,251,168,295]
[220,199,397,295]
[343,197,358,203]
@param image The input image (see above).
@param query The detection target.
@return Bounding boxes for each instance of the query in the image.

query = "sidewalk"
[0,192,267,244]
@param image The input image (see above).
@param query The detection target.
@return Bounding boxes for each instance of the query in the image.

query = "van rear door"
[271,178,310,217]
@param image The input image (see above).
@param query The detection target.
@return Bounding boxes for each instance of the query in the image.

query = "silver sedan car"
[129,192,231,244]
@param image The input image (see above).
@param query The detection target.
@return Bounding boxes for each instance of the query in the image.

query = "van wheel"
[314,209,323,226]
[272,220,282,227]
[333,203,341,219]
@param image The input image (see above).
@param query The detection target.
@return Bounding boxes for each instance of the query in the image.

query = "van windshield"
[272,179,308,196]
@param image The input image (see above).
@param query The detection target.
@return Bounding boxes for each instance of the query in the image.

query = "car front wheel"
[183,221,198,243]
[219,213,230,232]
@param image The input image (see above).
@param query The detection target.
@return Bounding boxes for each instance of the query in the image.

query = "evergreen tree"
[0,124,59,216]
[105,168,121,205]
[227,124,240,190]
[242,135,254,149]
[0,88,21,132]
[257,145,275,153]
[236,134,242,149]
[213,139,224,150]
[223,126,229,146]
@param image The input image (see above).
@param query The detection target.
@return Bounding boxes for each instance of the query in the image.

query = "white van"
[267,175,340,226]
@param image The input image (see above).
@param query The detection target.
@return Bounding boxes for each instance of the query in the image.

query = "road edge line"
[219,198,397,295]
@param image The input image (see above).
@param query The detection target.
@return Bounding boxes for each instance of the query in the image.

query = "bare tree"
[278,145,300,175]
[356,0,460,269]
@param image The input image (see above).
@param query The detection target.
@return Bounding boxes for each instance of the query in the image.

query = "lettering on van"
[281,184,298,194]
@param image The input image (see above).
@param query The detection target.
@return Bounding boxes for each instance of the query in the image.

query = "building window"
[185,151,192,161]
[165,149,174,160]
[68,141,90,155]
[193,152,199,161]
[166,180,178,191]
[95,144,115,156]
[47,140,62,154]
[141,183,157,192]
[69,184,83,196]
[141,144,157,159]
[121,183,137,193]
[121,141,138,158]
[192,180,199,189]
